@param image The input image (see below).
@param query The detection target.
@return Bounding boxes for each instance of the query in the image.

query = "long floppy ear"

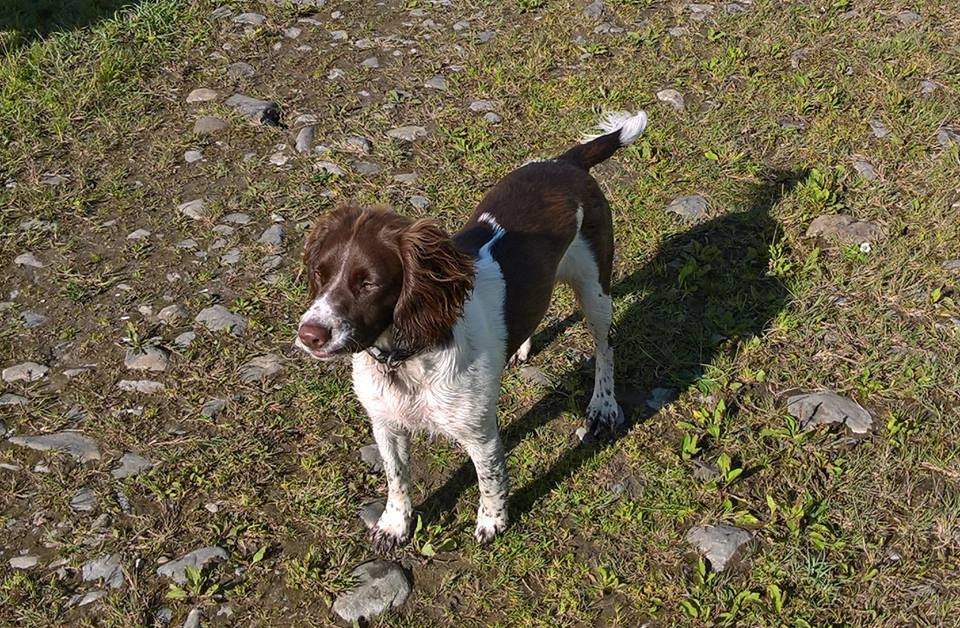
[394,219,475,352]
[302,204,361,299]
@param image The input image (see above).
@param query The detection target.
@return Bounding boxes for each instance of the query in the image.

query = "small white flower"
[859,242,872,253]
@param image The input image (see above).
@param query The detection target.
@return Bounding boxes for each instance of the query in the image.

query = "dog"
[296,110,647,548]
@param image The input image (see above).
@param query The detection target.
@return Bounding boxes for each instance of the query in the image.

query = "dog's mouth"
[294,337,352,361]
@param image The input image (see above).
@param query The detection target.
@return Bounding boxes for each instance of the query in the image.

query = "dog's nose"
[298,323,331,349]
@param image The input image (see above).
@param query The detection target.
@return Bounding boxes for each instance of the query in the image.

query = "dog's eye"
[360,279,379,291]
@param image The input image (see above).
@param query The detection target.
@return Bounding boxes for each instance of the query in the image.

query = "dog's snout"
[298,323,331,349]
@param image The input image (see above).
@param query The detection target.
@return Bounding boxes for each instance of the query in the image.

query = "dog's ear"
[394,219,475,352]
[302,205,362,299]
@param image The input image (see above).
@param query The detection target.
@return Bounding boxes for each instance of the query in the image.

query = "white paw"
[474,505,508,544]
[587,396,625,435]
[508,338,532,367]
[370,505,411,552]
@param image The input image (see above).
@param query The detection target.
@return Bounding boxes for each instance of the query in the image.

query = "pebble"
[897,10,920,25]
[124,346,170,372]
[68,590,107,607]
[232,12,266,26]
[656,89,685,111]
[409,195,430,210]
[213,224,234,236]
[9,555,39,569]
[869,119,890,139]
[201,398,227,418]
[238,354,284,383]
[174,332,196,349]
[184,150,202,163]
[227,61,255,79]
[483,112,502,124]
[666,195,708,223]
[41,173,66,186]
[686,524,751,572]
[8,431,101,462]
[937,125,960,148]
[117,379,165,394]
[346,135,372,154]
[805,214,883,245]
[787,391,872,434]
[424,75,448,90]
[360,444,383,472]
[2,361,49,383]
[270,152,289,166]
[0,393,27,406]
[316,161,346,176]
[387,125,428,142]
[519,365,551,387]
[157,547,229,584]
[178,199,207,220]
[352,160,381,175]
[225,94,281,126]
[477,31,495,43]
[211,6,231,19]
[469,100,495,113]
[258,224,284,246]
[193,116,229,135]
[185,88,218,103]
[360,499,385,528]
[81,553,124,588]
[361,56,380,69]
[112,453,153,479]
[21,311,48,328]
[71,488,98,512]
[919,79,938,95]
[195,305,247,336]
[183,608,202,628]
[331,560,412,623]
[158,304,189,325]
[296,126,315,153]
[853,160,877,181]
[14,252,44,268]
[284,26,302,39]
[261,255,283,272]
[584,0,605,18]
[393,173,418,185]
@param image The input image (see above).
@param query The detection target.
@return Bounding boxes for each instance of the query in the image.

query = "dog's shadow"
[417,169,801,532]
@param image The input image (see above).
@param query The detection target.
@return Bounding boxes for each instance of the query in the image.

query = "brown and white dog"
[296,111,647,548]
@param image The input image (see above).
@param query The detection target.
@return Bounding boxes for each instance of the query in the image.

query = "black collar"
[366,345,417,370]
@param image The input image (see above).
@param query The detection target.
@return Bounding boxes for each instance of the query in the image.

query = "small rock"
[261,255,283,272]
[575,426,590,443]
[269,152,289,166]
[477,31,495,43]
[224,94,281,126]
[217,605,234,618]
[327,68,345,80]
[223,212,251,225]
[14,252,44,268]
[201,398,227,418]
[195,305,247,336]
[183,608,202,628]
[646,387,677,411]
[9,555,39,569]
[424,75,448,90]
[583,0,604,18]
[178,199,207,220]
[469,100,495,113]
[82,553,124,588]
[68,590,107,607]
[331,560,412,623]
[360,444,383,472]
[779,118,806,131]
[691,460,720,482]
[869,119,889,139]
[71,488,98,512]
[786,391,873,434]
[226,61,255,79]
[193,116,229,135]
[238,354,284,383]
[296,126,315,153]
[409,195,430,210]
[158,304,189,325]
[284,26,302,39]
[124,346,169,372]
[2,361,49,383]
[351,160,381,176]
[156,547,229,584]
[897,10,920,25]
[943,260,960,271]
[316,161,346,176]
[232,12,266,26]
[127,228,151,240]
[667,26,688,37]
[117,379,165,394]
[361,56,380,69]
[8,431,100,462]
[686,524,751,572]
[0,393,27,406]
[806,214,883,245]
[937,125,960,148]
[790,47,810,69]
[154,607,174,626]
[112,453,153,479]
[656,89,685,111]
[360,499,385,529]
[666,195,708,223]
[258,224,284,247]
[186,88,218,103]
[919,79,938,96]
[387,125,428,142]
[483,112,502,124]
[41,173,66,186]
[853,160,877,181]
[393,173,418,185]
[174,332,196,349]
[21,311,48,328]
[345,135,372,154]
[211,6,231,19]
[519,365,551,387]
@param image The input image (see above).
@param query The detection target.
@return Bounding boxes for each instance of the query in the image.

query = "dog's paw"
[474,506,508,545]
[508,338,532,367]
[369,507,411,552]
[587,399,626,436]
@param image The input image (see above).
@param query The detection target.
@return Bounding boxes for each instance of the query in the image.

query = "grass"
[1,0,959,625]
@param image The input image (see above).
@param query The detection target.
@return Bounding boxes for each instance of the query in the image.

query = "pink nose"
[298,324,331,350]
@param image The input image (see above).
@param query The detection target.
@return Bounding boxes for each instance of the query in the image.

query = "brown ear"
[394,219,475,352]
[302,205,361,299]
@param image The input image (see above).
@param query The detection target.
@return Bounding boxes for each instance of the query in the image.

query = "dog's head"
[296,204,475,360]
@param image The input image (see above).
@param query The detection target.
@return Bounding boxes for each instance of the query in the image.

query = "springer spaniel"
[296,111,648,548]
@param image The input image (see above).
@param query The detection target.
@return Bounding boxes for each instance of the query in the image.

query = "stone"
[195,305,247,336]
[2,361,49,382]
[220,248,241,265]
[9,555,39,569]
[68,590,107,607]
[258,224,284,247]
[328,68,345,80]
[691,460,720,482]
[477,31,495,43]
[232,12,266,26]
[484,112,502,124]
[158,304,189,325]
[238,354,284,383]
[261,255,283,272]
[686,524,751,572]
[8,431,101,462]
[360,444,383,472]
[937,125,960,148]
[805,214,883,245]
[393,173,418,185]
[869,119,889,139]
[112,453,153,479]
[409,196,430,210]
[790,47,810,69]
[519,365,551,387]
[226,61,255,79]
[211,6,231,19]
[943,260,960,271]
[127,228,151,240]
[14,252,44,268]
[666,195,708,222]
[351,160,381,176]
[193,116,229,135]
[387,125,428,142]
[201,398,227,418]
[156,547,229,584]
[285,26,302,39]
[269,152,289,166]
[186,88,218,103]
[331,560,412,623]
[656,89,685,111]
[41,173,66,186]
[173,332,196,349]
[124,346,169,372]
[296,126,315,153]
[117,379,165,394]
[361,56,380,69]
[21,311,47,328]
[424,75,448,90]
[779,118,806,131]
[360,499,385,529]
[185,149,202,163]
[154,607,174,625]
[178,199,207,220]
[223,212,251,225]
[469,99,495,113]
[0,393,27,406]
[82,553,124,588]
[583,0,604,18]
[786,391,872,434]
[71,488,98,512]
[224,94,281,126]
[853,160,877,181]
[346,135,372,154]
[897,10,920,25]
[183,608,202,628]
[316,161,346,176]
[646,387,677,411]
[919,79,938,95]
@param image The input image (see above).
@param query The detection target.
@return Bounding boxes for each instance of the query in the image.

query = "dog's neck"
[364,327,418,371]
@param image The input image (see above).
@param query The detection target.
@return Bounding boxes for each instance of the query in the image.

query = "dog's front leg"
[462,415,510,544]
[370,421,413,551]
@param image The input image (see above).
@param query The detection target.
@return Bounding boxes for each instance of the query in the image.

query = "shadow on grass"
[418,168,804,529]
[0,0,141,49]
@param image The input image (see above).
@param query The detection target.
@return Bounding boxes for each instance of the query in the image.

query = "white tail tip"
[584,110,648,145]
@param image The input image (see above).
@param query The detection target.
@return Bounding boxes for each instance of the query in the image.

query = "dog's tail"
[556,110,648,170]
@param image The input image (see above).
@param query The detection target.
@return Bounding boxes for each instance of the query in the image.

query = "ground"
[1,0,959,626]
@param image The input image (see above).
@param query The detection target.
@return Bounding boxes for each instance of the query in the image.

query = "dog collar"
[366,345,416,370]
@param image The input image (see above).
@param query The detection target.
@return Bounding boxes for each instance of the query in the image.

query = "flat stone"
[656,89,685,111]
[71,488,98,512]
[224,94,281,126]
[360,444,383,472]
[787,391,873,434]
[112,453,153,479]
[223,212,251,225]
[316,161,346,176]
[387,125,428,142]
[195,305,247,336]
[646,387,677,411]
[331,560,412,623]
[8,431,100,462]
[124,347,169,372]
[226,61,255,79]
[360,499,385,529]
[686,524,751,572]
[345,135,372,154]
[232,12,266,25]
[238,354,283,383]
[361,56,380,69]
[424,75,448,90]
[127,228,151,240]
[269,152,289,166]
[21,311,47,328]
[584,0,604,18]
[469,99,495,113]
[154,607,174,625]
[156,547,229,585]
[897,10,920,25]
[519,365,551,387]
[68,590,107,607]
[2,362,49,383]
[193,116,229,135]
[937,125,960,148]
[41,173,66,186]
[351,160,381,175]
[409,196,430,210]
[173,332,196,349]
[285,26,302,39]
[258,224,284,247]
[261,255,283,272]
[853,160,877,181]
[117,379,165,394]
[178,199,207,220]
[666,195,708,223]
[943,260,960,271]
[869,119,889,139]
[477,31,495,43]
[296,126,315,153]
[186,88,218,103]
[806,214,884,245]
[919,79,938,95]
[691,460,720,482]
[158,304,189,325]
[779,118,806,131]
[790,47,810,69]
[14,252,44,268]
[201,398,227,418]
[393,173,418,185]
[183,608,202,628]
[9,555,39,569]
[484,112,502,124]
[0,393,27,406]
[82,553,124,588]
